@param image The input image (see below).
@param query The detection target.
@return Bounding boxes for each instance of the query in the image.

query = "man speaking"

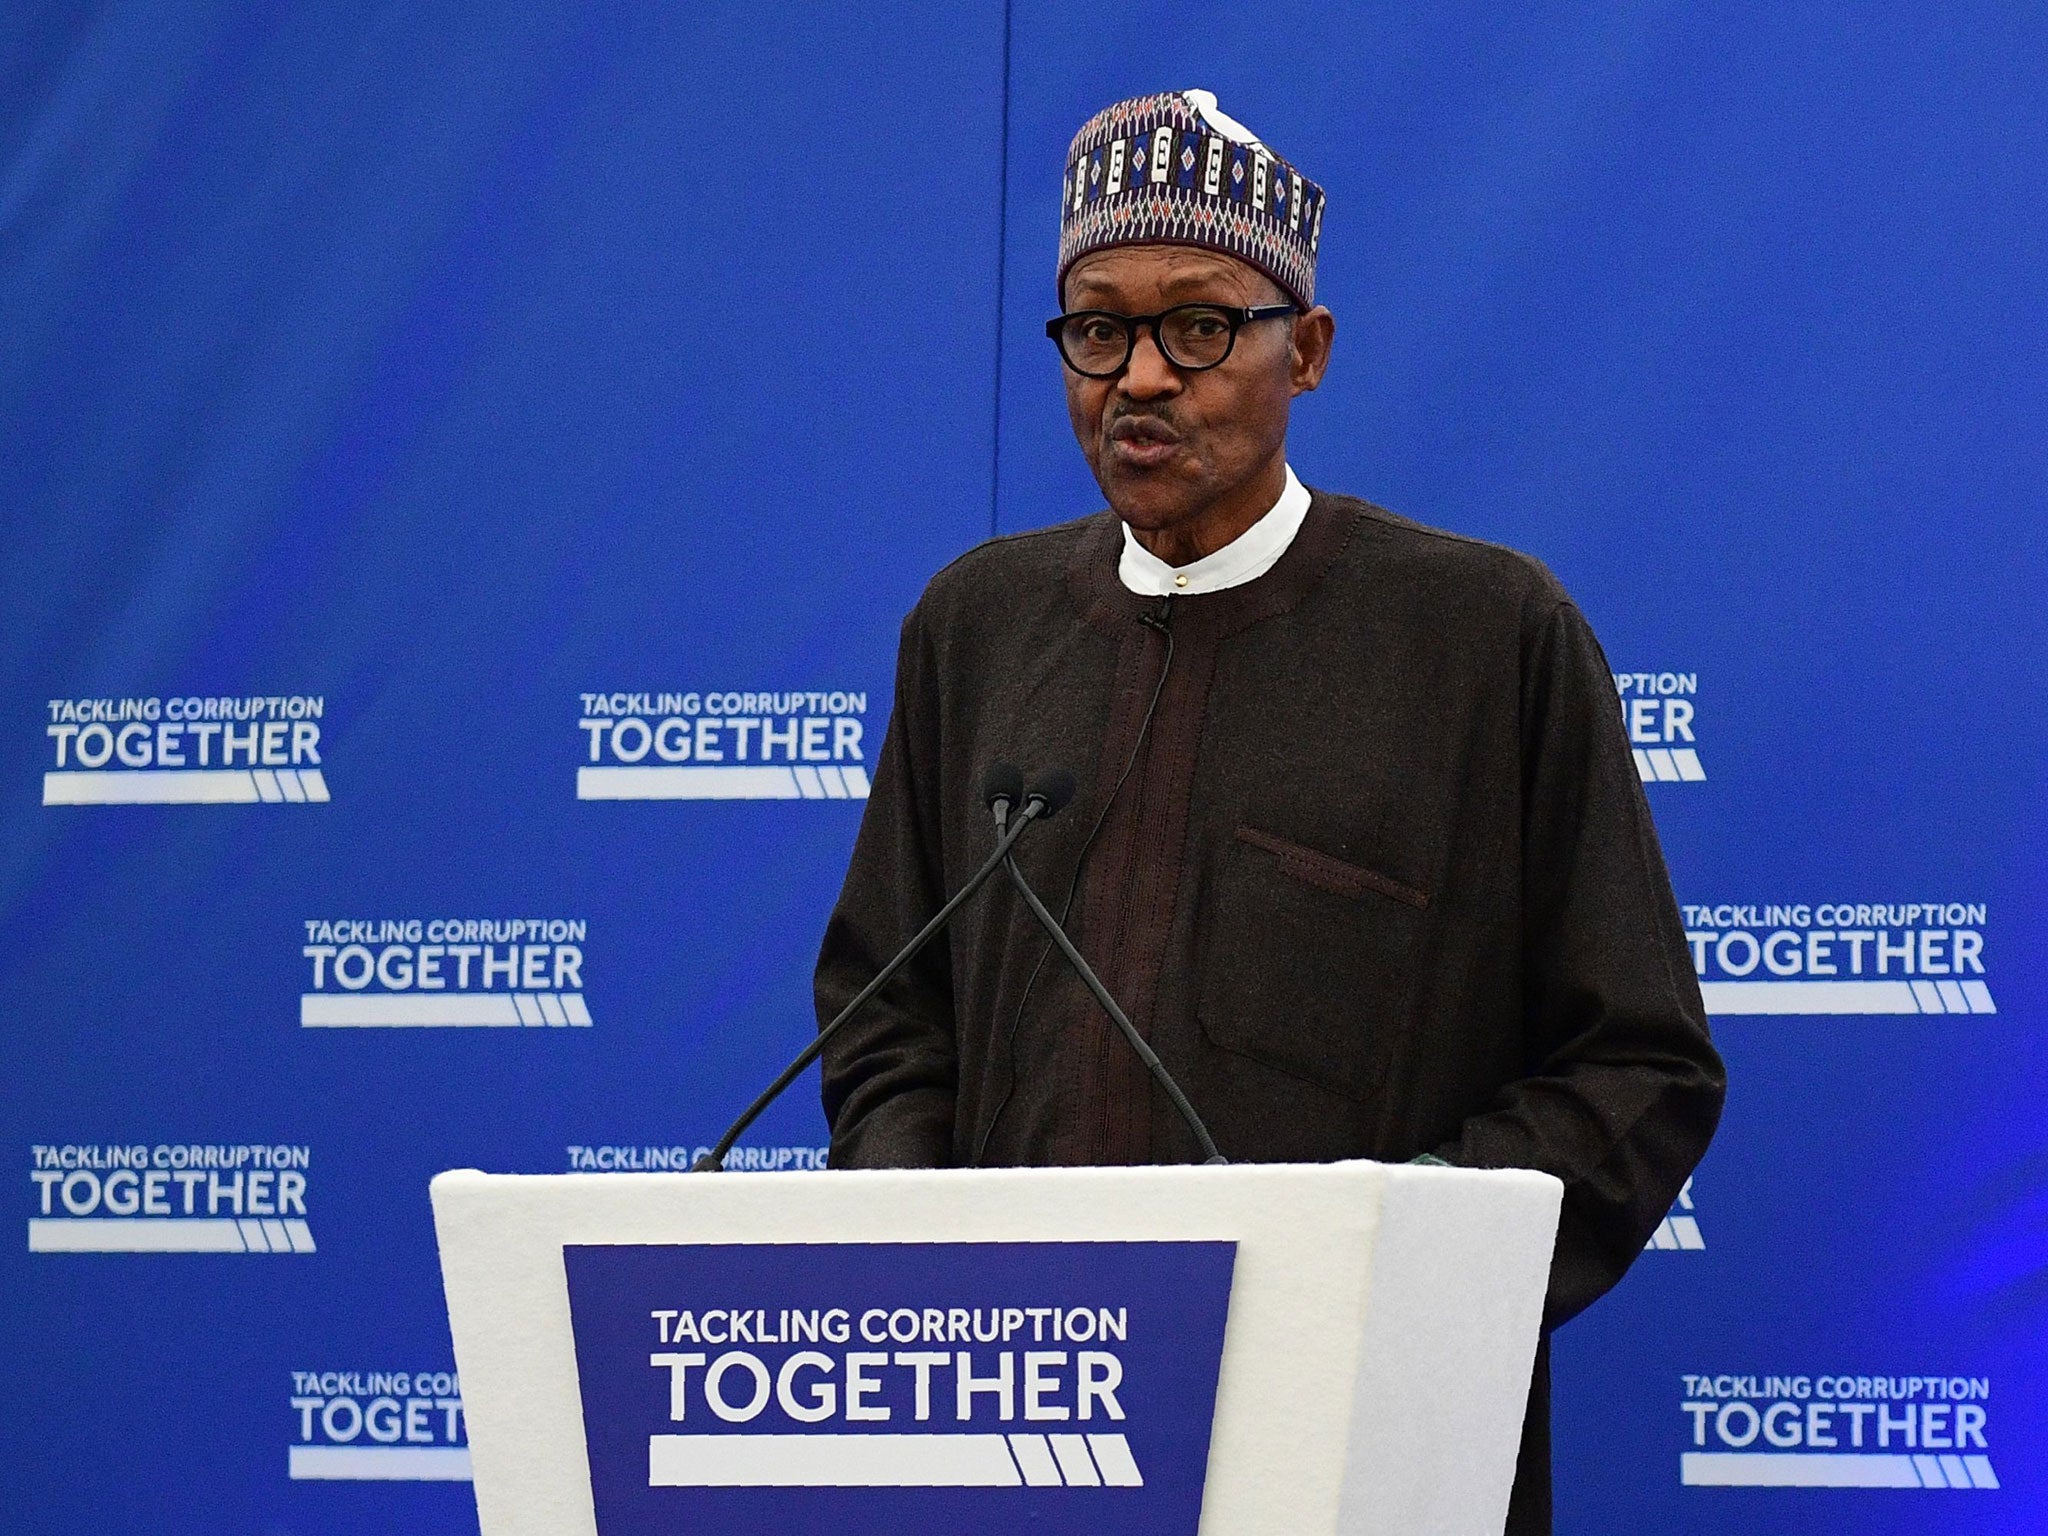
[815,89,1724,1533]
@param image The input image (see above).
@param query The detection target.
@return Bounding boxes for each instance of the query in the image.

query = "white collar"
[1117,465,1311,597]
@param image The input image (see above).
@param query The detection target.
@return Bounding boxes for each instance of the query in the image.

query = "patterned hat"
[1058,89,1325,309]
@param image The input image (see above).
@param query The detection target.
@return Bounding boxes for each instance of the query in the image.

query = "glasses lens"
[1059,314,1130,375]
[1159,306,1237,369]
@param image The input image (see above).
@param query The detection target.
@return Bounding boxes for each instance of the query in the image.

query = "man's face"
[1059,245,1330,538]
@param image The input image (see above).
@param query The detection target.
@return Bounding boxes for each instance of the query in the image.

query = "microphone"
[986,764,1073,834]
[981,761,1024,828]
[1024,766,1076,818]
[694,764,1050,1171]
[1000,830,1227,1166]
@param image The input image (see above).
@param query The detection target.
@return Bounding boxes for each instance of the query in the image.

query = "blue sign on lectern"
[563,1240,1238,1536]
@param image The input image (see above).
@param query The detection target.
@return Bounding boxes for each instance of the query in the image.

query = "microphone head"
[981,761,1025,811]
[1024,767,1078,818]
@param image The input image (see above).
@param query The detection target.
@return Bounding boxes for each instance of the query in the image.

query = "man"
[816,89,1724,1534]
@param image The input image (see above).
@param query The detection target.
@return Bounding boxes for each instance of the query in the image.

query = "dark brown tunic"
[816,491,1725,1533]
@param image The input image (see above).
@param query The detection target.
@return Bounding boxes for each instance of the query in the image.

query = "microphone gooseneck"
[693,784,1048,1172]
[972,598,1178,1167]
[1001,852,1228,1165]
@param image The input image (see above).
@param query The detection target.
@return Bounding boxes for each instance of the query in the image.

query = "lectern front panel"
[561,1239,1235,1535]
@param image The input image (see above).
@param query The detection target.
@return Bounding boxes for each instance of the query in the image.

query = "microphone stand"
[998,836,1228,1166]
[693,793,1048,1172]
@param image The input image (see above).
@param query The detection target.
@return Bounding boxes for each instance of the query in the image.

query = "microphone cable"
[971,594,1174,1167]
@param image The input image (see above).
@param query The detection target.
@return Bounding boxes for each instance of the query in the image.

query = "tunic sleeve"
[815,606,959,1167]
[1432,599,1726,1328]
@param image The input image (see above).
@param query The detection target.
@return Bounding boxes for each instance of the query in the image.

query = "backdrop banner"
[4,4,2043,1533]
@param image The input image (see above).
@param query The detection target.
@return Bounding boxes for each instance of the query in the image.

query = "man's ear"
[1290,307,1335,395]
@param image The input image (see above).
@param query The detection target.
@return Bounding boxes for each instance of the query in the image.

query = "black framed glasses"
[1045,302,1298,377]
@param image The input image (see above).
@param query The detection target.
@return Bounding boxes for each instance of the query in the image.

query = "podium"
[432,1160,1560,1536]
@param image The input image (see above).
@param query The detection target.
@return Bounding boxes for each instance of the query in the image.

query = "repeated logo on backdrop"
[1680,1373,2000,1491]
[43,696,330,804]
[29,1143,316,1253]
[301,918,593,1028]
[565,1144,829,1173]
[1644,1177,1705,1253]
[289,1369,470,1482]
[1682,902,1994,1017]
[577,691,870,801]
[1614,672,1704,783]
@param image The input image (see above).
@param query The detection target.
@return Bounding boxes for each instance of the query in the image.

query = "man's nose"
[1118,325,1181,400]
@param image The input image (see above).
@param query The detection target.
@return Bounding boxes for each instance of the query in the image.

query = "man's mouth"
[1106,417,1182,469]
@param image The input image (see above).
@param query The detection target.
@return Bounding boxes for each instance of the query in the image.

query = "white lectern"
[432,1160,1559,1536]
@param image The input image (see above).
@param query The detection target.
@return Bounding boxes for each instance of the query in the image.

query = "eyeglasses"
[1045,302,1298,378]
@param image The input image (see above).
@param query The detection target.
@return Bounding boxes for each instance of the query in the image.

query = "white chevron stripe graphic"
[28,1217,316,1252]
[289,1446,472,1481]
[647,1432,1142,1489]
[1646,1215,1705,1250]
[1683,1452,1998,1489]
[300,993,592,1027]
[43,768,330,804]
[1633,748,1705,782]
[578,765,870,800]
[1701,980,1995,1015]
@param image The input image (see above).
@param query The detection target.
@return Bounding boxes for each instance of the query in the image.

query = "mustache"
[1102,405,1185,442]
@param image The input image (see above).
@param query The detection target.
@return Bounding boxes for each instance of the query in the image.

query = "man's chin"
[1099,471,1203,533]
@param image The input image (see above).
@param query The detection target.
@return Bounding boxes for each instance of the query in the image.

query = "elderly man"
[816,89,1724,1534]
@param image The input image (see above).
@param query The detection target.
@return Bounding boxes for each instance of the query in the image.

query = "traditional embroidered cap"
[1058,89,1326,309]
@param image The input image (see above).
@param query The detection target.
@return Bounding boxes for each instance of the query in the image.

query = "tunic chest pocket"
[1194,824,1430,1102]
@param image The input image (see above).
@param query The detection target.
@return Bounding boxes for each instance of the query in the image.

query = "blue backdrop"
[4,3,2043,1531]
